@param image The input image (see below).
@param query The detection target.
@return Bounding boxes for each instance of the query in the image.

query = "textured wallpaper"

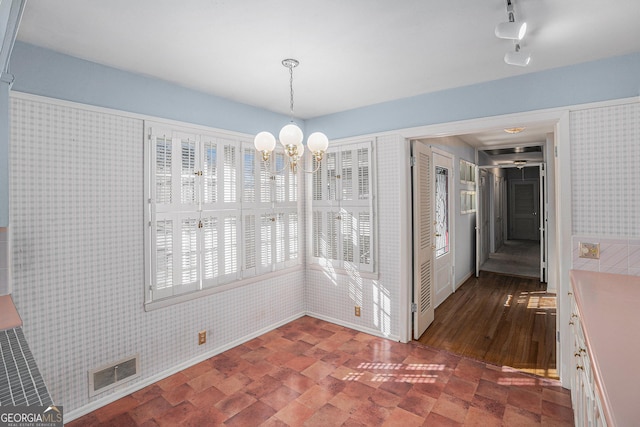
[570,101,640,274]
[9,96,305,415]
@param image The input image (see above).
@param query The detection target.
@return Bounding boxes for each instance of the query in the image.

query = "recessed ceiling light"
[504,127,525,134]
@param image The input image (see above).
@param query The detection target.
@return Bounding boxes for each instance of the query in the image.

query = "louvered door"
[412,141,434,339]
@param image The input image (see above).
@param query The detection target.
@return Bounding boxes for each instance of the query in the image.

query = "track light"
[495,0,527,40]
[495,21,527,40]
[504,43,531,67]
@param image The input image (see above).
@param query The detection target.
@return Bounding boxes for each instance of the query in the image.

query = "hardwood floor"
[417,271,558,379]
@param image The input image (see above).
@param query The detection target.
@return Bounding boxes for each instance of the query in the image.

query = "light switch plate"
[579,242,600,259]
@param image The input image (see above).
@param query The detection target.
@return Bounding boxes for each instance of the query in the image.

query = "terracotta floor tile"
[180,360,213,379]
[502,404,542,425]
[273,368,317,394]
[186,368,226,393]
[274,400,315,426]
[453,358,486,383]
[215,372,252,395]
[129,396,173,425]
[431,393,470,424]
[285,355,317,371]
[161,382,195,406]
[424,411,464,426]
[302,403,350,427]
[154,401,197,427]
[187,385,226,408]
[155,372,189,391]
[239,345,272,363]
[214,392,257,418]
[66,316,573,427]
[329,390,364,414]
[469,394,506,419]
[131,384,164,404]
[266,350,298,366]
[463,406,503,427]
[317,374,347,395]
[98,412,138,427]
[350,400,392,425]
[369,388,404,409]
[507,387,542,414]
[260,384,301,411]
[224,400,276,427]
[377,377,413,397]
[244,374,282,399]
[541,415,575,426]
[443,375,478,402]
[397,389,436,418]
[301,360,335,382]
[542,399,575,423]
[542,387,573,408]
[474,378,509,403]
[297,384,335,411]
[381,407,427,427]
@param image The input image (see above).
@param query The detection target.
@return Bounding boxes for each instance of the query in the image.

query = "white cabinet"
[569,291,607,427]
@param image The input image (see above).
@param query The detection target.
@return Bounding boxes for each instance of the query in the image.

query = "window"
[145,122,300,304]
[460,190,477,214]
[309,140,375,273]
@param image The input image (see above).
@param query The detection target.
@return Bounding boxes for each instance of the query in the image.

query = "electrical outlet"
[579,242,600,259]
[198,330,206,345]
[354,306,361,317]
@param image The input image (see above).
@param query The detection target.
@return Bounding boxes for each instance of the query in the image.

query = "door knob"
[435,233,442,237]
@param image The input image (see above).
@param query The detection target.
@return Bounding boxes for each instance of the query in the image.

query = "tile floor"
[67,316,573,426]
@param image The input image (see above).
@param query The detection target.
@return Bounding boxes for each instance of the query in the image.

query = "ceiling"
[14,0,640,151]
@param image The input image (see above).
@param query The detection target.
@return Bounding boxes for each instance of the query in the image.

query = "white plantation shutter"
[310,140,375,273]
[145,123,302,304]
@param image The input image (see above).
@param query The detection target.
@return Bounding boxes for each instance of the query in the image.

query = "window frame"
[144,121,302,309]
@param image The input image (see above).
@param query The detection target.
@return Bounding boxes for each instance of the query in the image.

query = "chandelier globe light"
[254,58,329,173]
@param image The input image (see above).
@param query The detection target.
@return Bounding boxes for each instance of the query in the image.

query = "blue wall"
[306,53,640,139]
[9,41,291,135]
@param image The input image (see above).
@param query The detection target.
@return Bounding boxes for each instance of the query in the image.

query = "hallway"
[480,240,541,279]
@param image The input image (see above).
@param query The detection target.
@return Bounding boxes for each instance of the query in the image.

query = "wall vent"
[88,354,139,397]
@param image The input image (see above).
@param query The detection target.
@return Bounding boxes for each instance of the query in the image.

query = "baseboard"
[455,271,473,291]
[304,311,400,342]
[64,312,306,423]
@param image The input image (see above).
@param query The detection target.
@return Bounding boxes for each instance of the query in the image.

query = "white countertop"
[570,270,640,427]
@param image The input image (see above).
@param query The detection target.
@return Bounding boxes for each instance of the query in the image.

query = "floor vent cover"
[89,354,139,396]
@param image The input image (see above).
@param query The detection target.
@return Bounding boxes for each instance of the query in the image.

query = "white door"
[479,170,490,266]
[412,142,434,339]
[433,151,453,308]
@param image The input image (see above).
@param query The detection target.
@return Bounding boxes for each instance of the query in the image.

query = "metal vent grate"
[89,355,139,397]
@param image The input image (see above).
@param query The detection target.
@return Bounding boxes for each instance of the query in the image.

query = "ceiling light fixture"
[504,127,526,134]
[504,43,531,67]
[495,0,527,40]
[254,59,329,173]
[514,160,527,169]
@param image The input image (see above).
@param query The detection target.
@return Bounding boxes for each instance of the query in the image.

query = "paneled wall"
[9,95,305,415]
[570,101,640,274]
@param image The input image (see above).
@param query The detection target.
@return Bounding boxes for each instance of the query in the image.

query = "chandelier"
[254,59,329,173]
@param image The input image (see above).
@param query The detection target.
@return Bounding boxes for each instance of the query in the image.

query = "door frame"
[400,106,572,388]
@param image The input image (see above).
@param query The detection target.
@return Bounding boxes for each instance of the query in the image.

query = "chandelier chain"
[289,63,294,117]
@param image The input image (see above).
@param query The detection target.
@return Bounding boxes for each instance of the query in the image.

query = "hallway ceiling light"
[504,127,526,134]
[495,0,527,40]
[514,160,527,169]
[254,59,329,173]
[504,43,531,67]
